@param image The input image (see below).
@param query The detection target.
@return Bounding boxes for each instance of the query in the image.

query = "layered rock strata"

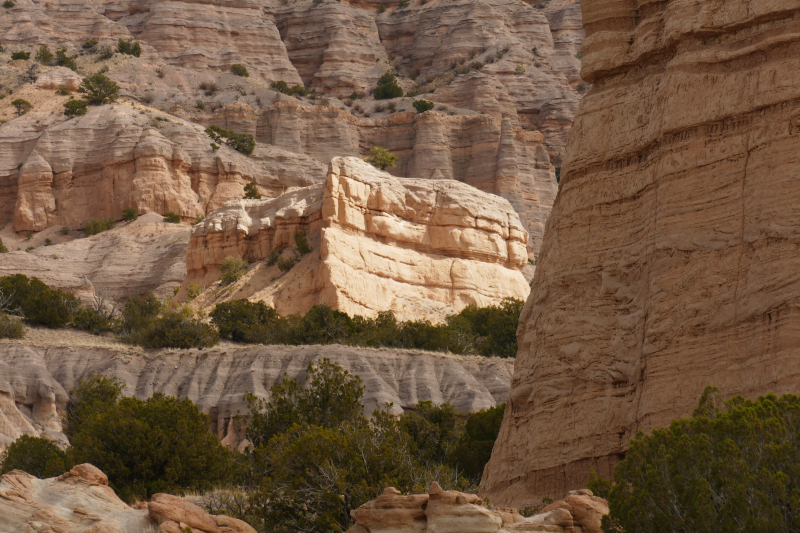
[346,484,607,533]
[482,0,800,505]
[0,338,514,450]
[0,464,256,533]
[187,157,530,321]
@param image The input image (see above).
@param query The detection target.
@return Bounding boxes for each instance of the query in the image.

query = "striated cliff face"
[482,0,800,506]
[186,157,530,321]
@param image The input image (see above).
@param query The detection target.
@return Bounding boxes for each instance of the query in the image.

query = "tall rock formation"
[482,0,800,506]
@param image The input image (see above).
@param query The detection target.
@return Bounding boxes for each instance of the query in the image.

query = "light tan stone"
[482,0,800,506]
[35,67,82,91]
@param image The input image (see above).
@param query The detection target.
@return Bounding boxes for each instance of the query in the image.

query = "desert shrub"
[72,307,116,334]
[67,377,232,502]
[0,313,24,338]
[59,226,70,235]
[0,435,67,478]
[270,80,307,97]
[44,238,52,246]
[230,64,249,77]
[82,39,98,49]
[199,81,217,96]
[399,401,463,467]
[97,46,114,60]
[63,99,88,116]
[377,3,385,12]
[117,38,142,57]
[163,211,181,223]
[194,214,206,225]
[2,0,14,7]
[122,207,138,221]
[211,300,279,343]
[141,309,219,349]
[294,232,312,256]
[451,403,505,481]
[11,98,32,116]
[35,44,53,65]
[366,146,397,170]
[276,255,295,272]
[187,282,202,301]
[243,181,261,199]
[373,72,403,99]
[116,293,161,342]
[412,99,434,113]
[11,51,28,60]
[83,217,115,235]
[78,74,119,105]
[446,297,524,358]
[388,103,396,112]
[602,386,800,533]
[0,238,7,253]
[220,256,248,285]
[55,85,71,95]
[0,274,78,328]
[55,48,77,71]
[25,246,35,253]
[205,125,255,155]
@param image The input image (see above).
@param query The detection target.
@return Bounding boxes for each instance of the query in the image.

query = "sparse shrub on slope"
[220,256,248,285]
[412,99,434,113]
[11,98,32,116]
[78,74,119,105]
[0,313,24,338]
[83,217,115,235]
[365,146,397,170]
[230,63,249,77]
[373,72,403,100]
[0,435,67,478]
[64,99,88,116]
[205,125,256,155]
[117,38,142,57]
[243,181,261,199]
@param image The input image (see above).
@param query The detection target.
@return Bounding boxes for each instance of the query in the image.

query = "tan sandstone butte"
[481,0,800,506]
[186,156,530,322]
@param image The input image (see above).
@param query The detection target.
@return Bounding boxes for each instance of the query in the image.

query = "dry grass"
[0,325,143,353]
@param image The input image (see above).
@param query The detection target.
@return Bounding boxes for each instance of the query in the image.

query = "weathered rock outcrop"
[346,484,607,533]
[482,0,800,506]
[0,337,514,450]
[187,157,530,321]
[0,464,256,533]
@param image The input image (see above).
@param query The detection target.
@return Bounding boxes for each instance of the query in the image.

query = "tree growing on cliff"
[205,125,256,155]
[35,44,53,65]
[243,181,261,199]
[11,98,32,116]
[602,386,800,533]
[78,74,119,105]
[366,146,397,170]
[373,72,403,100]
[116,38,141,57]
[412,99,434,113]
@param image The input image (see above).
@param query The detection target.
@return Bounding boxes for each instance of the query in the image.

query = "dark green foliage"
[230,64,249,77]
[276,256,295,272]
[64,99,88,116]
[97,46,114,60]
[55,48,78,71]
[243,182,261,199]
[587,467,612,499]
[555,166,561,184]
[399,401,462,467]
[412,99,434,113]
[220,256,248,285]
[55,85,71,95]
[294,232,312,256]
[140,309,219,349]
[117,38,142,57]
[44,238,52,246]
[366,146,397,170]
[72,307,116,334]
[82,39,98,49]
[66,375,123,437]
[78,74,119,105]
[59,226,70,235]
[270,80,308,97]
[3,1,15,7]
[11,98,32,116]
[35,44,53,65]
[451,403,505,481]
[0,238,7,253]
[163,211,181,223]
[0,435,67,478]
[205,125,256,155]
[211,300,278,343]
[445,297,524,358]
[11,50,29,60]
[122,207,138,221]
[67,377,232,502]
[604,386,800,533]
[373,72,403,99]
[0,313,24,338]
[0,274,78,328]
[84,217,115,235]
[117,293,161,341]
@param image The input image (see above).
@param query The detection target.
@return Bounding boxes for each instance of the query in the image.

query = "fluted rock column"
[13,151,55,232]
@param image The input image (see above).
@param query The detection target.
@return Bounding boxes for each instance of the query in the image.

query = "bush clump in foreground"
[205,125,255,155]
[210,297,523,358]
[373,72,403,99]
[0,434,67,478]
[598,386,800,533]
[0,274,79,328]
[116,293,218,348]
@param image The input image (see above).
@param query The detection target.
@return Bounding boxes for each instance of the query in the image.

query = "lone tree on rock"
[243,181,261,199]
[11,98,32,116]
[366,146,397,170]
[78,74,119,105]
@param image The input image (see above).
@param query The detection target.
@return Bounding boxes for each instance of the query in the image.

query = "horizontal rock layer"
[482,0,800,505]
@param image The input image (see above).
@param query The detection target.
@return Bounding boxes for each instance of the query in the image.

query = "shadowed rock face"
[481,0,800,506]
[0,340,513,450]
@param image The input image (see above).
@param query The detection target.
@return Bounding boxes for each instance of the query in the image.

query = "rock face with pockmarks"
[482,0,800,506]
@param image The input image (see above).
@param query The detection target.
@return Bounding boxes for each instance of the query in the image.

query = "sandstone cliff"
[186,157,530,321]
[0,332,513,450]
[482,0,800,506]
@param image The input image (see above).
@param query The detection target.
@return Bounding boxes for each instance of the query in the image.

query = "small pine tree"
[78,74,119,105]
[243,182,261,200]
[64,99,88,116]
[366,146,397,170]
[35,45,53,65]
[412,99,434,113]
[230,64,249,77]
[11,99,32,116]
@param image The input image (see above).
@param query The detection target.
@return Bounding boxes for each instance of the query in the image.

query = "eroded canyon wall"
[482,0,800,506]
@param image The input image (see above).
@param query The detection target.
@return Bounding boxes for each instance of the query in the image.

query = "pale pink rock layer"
[482,0,800,506]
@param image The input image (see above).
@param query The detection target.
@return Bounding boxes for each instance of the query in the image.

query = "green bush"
[67,377,232,502]
[451,403,505,481]
[140,310,219,349]
[366,146,397,170]
[0,274,78,328]
[2,0,14,7]
[78,74,120,105]
[10,51,28,60]
[602,386,800,533]
[116,293,161,343]
[97,46,114,60]
[72,307,116,335]
[84,217,115,235]
[276,255,295,272]
[187,282,202,301]
[243,182,261,199]
[0,435,67,478]
[0,313,24,339]
[55,48,78,71]
[117,39,142,57]
[55,85,71,95]
[205,125,255,155]
[163,211,181,223]
[270,80,308,97]
[64,99,88,116]
[294,232,312,256]
[11,98,32,116]
[35,44,53,65]
[399,401,463,467]
[412,99,434,113]
[220,256,248,285]
[230,64,249,77]
[211,300,278,343]
[0,238,7,253]
[82,39,98,49]
[373,72,403,100]
[122,207,138,221]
